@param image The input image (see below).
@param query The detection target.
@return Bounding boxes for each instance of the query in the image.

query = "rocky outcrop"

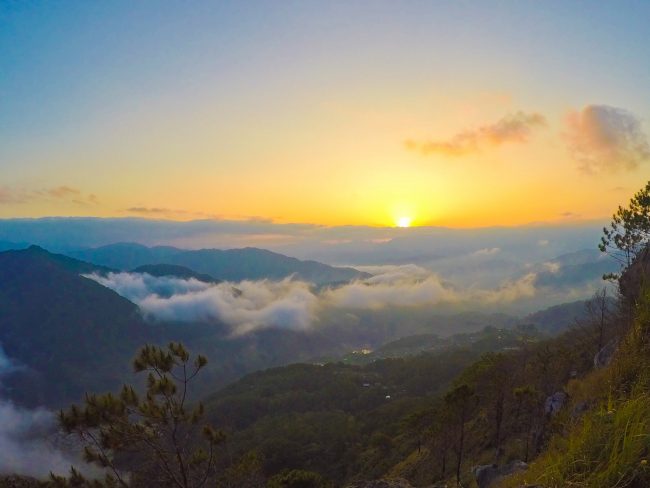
[473,461,529,488]
[594,339,619,369]
[619,246,650,308]
[544,391,568,416]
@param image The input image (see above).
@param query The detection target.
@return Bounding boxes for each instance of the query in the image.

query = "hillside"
[0,247,364,408]
[203,325,542,484]
[68,243,371,285]
[496,251,650,488]
[533,249,618,289]
[0,247,150,407]
[0,247,623,486]
[0,240,29,252]
[68,242,180,270]
[194,285,617,486]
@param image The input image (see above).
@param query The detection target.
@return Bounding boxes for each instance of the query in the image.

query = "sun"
[396,216,413,228]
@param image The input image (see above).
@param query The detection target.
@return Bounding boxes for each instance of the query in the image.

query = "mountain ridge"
[68,242,371,284]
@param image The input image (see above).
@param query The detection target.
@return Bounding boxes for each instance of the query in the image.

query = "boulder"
[473,464,499,488]
[473,461,528,488]
[544,391,568,415]
[619,246,650,307]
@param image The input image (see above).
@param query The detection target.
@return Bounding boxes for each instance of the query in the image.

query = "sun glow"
[396,216,413,228]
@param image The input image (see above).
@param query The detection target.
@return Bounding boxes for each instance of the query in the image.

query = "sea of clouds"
[83,263,577,336]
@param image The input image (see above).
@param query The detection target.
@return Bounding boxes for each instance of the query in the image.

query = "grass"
[499,287,650,488]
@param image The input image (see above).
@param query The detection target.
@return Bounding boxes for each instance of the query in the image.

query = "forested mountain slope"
[68,243,370,285]
[0,246,149,407]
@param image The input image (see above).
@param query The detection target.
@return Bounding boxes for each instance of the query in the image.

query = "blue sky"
[2,1,649,226]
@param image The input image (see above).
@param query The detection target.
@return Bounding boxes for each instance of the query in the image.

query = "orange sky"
[2,2,649,227]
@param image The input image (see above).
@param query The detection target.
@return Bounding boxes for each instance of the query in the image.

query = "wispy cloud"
[0,401,82,477]
[564,104,650,173]
[472,247,501,256]
[0,185,98,206]
[405,111,547,156]
[40,186,99,206]
[125,207,220,219]
[0,187,28,204]
[44,186,80,199]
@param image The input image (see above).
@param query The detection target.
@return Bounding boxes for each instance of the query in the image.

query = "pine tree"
[52,343,225,488]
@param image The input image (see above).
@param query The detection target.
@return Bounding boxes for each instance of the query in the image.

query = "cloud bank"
[87,272,319,336]
[0,401,80,477]
[325,265,458,309]
[565,104,650,173]
[0,345,83,477]
[87,265,565,333]
[406,111,546,156]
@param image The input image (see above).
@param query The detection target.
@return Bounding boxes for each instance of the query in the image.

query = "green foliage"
[0,247,150,407]
[600,180,650,275]
[216,451,265,488]
[501,286,650,488]
[0,476,49,488]
[506,396,650,488]
[200,326,538,484]
[53,343,224,488]
[267,469,332,488]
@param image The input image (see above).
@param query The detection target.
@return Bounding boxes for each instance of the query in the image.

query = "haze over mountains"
[0,217,615,307]
[69,243,370,285]
[0,239,608,409]
[0,217,602,262]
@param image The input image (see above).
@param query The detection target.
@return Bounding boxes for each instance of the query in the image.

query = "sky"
[1,1,650,228]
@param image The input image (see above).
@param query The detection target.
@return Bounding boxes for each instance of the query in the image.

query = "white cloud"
[471,272,537,304]
[86,261,601,333]
[565,104,650,173]
[0,345,89,478]
[542,261,561,274]
[325,265,457,309]
[0,401,80,477]
[85,273,320,336]
[87,272,212,301]
[472,247,501,256]
[329,265,537,309]
[406,111,547,156]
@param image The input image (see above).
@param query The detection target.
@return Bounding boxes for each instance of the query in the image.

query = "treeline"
[203,324,541,484]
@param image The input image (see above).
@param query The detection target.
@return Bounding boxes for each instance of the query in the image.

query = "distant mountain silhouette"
[523,299,590,334]
[0,240,29,252]
[533,249,617,288]
[68,242,180,270]
[68,243,370,284]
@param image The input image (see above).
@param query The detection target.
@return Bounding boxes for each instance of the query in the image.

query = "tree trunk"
[456,419,465,485]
